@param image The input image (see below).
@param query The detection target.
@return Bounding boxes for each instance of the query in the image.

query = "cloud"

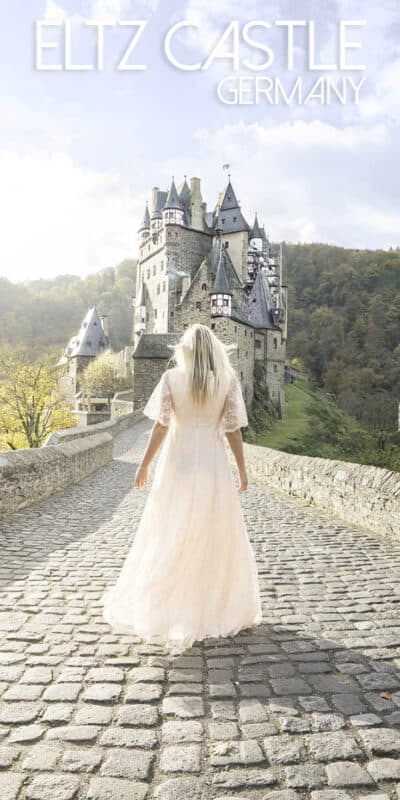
[0,149,144,281]
[44,0,67,20]
[188,118,399,249]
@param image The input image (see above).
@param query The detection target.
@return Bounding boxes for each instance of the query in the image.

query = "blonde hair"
[169,324,237,405]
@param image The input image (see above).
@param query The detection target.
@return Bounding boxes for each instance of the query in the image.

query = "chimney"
[151,186,159,215]
[190,177,203,230]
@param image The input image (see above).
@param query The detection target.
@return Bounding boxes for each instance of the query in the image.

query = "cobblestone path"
[1,420,400,800]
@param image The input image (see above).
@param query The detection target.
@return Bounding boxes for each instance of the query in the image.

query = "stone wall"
[0,410,145,519]
[133,358,169,410]
[243,442,400,537]
[0,434,111,519]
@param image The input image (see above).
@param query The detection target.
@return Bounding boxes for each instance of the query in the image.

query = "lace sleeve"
[142,370,172,427]
[220,373,248,434]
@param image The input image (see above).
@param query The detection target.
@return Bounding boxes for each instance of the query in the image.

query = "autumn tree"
[0,349,75,450]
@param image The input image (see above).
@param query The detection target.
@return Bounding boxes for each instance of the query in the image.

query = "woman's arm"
[225,428,248,492]
[134,421,168,487]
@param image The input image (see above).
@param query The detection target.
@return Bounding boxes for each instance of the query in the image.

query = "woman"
[102,323,262,652]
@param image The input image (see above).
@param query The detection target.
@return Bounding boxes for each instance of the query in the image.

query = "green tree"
[0,349,75,450]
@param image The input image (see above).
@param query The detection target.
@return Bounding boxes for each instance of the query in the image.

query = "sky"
[0,0,399,282]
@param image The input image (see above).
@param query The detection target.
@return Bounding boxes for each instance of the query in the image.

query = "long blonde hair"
[169,324,237,405]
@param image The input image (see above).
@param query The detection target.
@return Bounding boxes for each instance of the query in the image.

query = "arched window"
[201,283,207,290]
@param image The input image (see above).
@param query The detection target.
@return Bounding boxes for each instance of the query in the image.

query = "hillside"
[0,260,137,360]
[0,243,399,468]
[244,379,400,472]
[283,243,400,437]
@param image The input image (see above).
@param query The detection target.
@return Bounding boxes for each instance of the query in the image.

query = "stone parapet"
[0,410,144,518]
[244,442,400,537]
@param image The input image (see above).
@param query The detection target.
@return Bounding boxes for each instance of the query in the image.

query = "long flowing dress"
[101,366,262,651]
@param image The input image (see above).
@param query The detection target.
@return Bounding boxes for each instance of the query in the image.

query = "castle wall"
[136,226,212,336]
[132,358,170,411]
[211,317,255,407]
[265,329,286,405]
[221,231,249,284]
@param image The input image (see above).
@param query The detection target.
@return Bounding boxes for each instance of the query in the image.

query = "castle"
[131,175,288,414]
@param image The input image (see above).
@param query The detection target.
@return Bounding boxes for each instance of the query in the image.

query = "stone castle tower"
[131,175,288,414]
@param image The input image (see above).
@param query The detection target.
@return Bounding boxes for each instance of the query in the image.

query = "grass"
[250,381,313,450]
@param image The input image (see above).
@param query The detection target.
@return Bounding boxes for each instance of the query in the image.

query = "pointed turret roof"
[207,241,242,293]
[164,179,183,210]
[212,246,232,294]
[179,179,191,206]
[138,203,150,231]
[251,213,263,239]
[215,180,249,233]
[60,306,110,360]
[246,270,279,330]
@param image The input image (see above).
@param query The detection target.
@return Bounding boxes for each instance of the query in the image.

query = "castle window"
[240,371,243,380]
[255,339,261,349]
[246,351,248,357]
[201,283,207,290]
[274,364,277,372]
[211,323,215,330]
[233,216,237,222]
[183,323,188,329]
[153,265,156,275]
[171,311,174,317]
[223,298,229,307]
[244,329,247,336]
[234,325,237,332]
[196,301,201,310]
[273,337,278,348]
[147,269,150,279]
[154,308,157,319]
[222,218,225,223]
[93,321,97,325]
[225,241,229,248]
[157,284,160,295]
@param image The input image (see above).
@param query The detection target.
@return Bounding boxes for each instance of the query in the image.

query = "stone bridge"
[0,418,400,800]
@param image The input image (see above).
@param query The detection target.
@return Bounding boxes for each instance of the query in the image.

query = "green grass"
[252,381,313,450]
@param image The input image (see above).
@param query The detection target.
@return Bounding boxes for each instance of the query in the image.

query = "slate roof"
[139,203,150,231]
[58,306,110,363]
[179,179,191,207]
[215,181,250,234]
[206,241,243,291]
[132,332,181,360]
[164,179,183,210]
[250,213,263,239]
[246,270,280,330]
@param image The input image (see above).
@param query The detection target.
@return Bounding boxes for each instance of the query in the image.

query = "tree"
[79,351,126,411]
[0,349,75,450]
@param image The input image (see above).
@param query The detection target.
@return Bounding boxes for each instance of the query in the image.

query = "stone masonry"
[0,419,400,799]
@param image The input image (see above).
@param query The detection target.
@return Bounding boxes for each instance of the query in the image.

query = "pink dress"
[102,366,262,650]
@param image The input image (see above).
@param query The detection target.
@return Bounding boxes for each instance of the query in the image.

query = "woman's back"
[167,366,230,428]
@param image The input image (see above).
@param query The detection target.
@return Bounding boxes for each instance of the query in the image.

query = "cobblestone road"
[1,420,400,800]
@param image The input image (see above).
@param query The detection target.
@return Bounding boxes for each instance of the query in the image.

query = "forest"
[0,243,399,467]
